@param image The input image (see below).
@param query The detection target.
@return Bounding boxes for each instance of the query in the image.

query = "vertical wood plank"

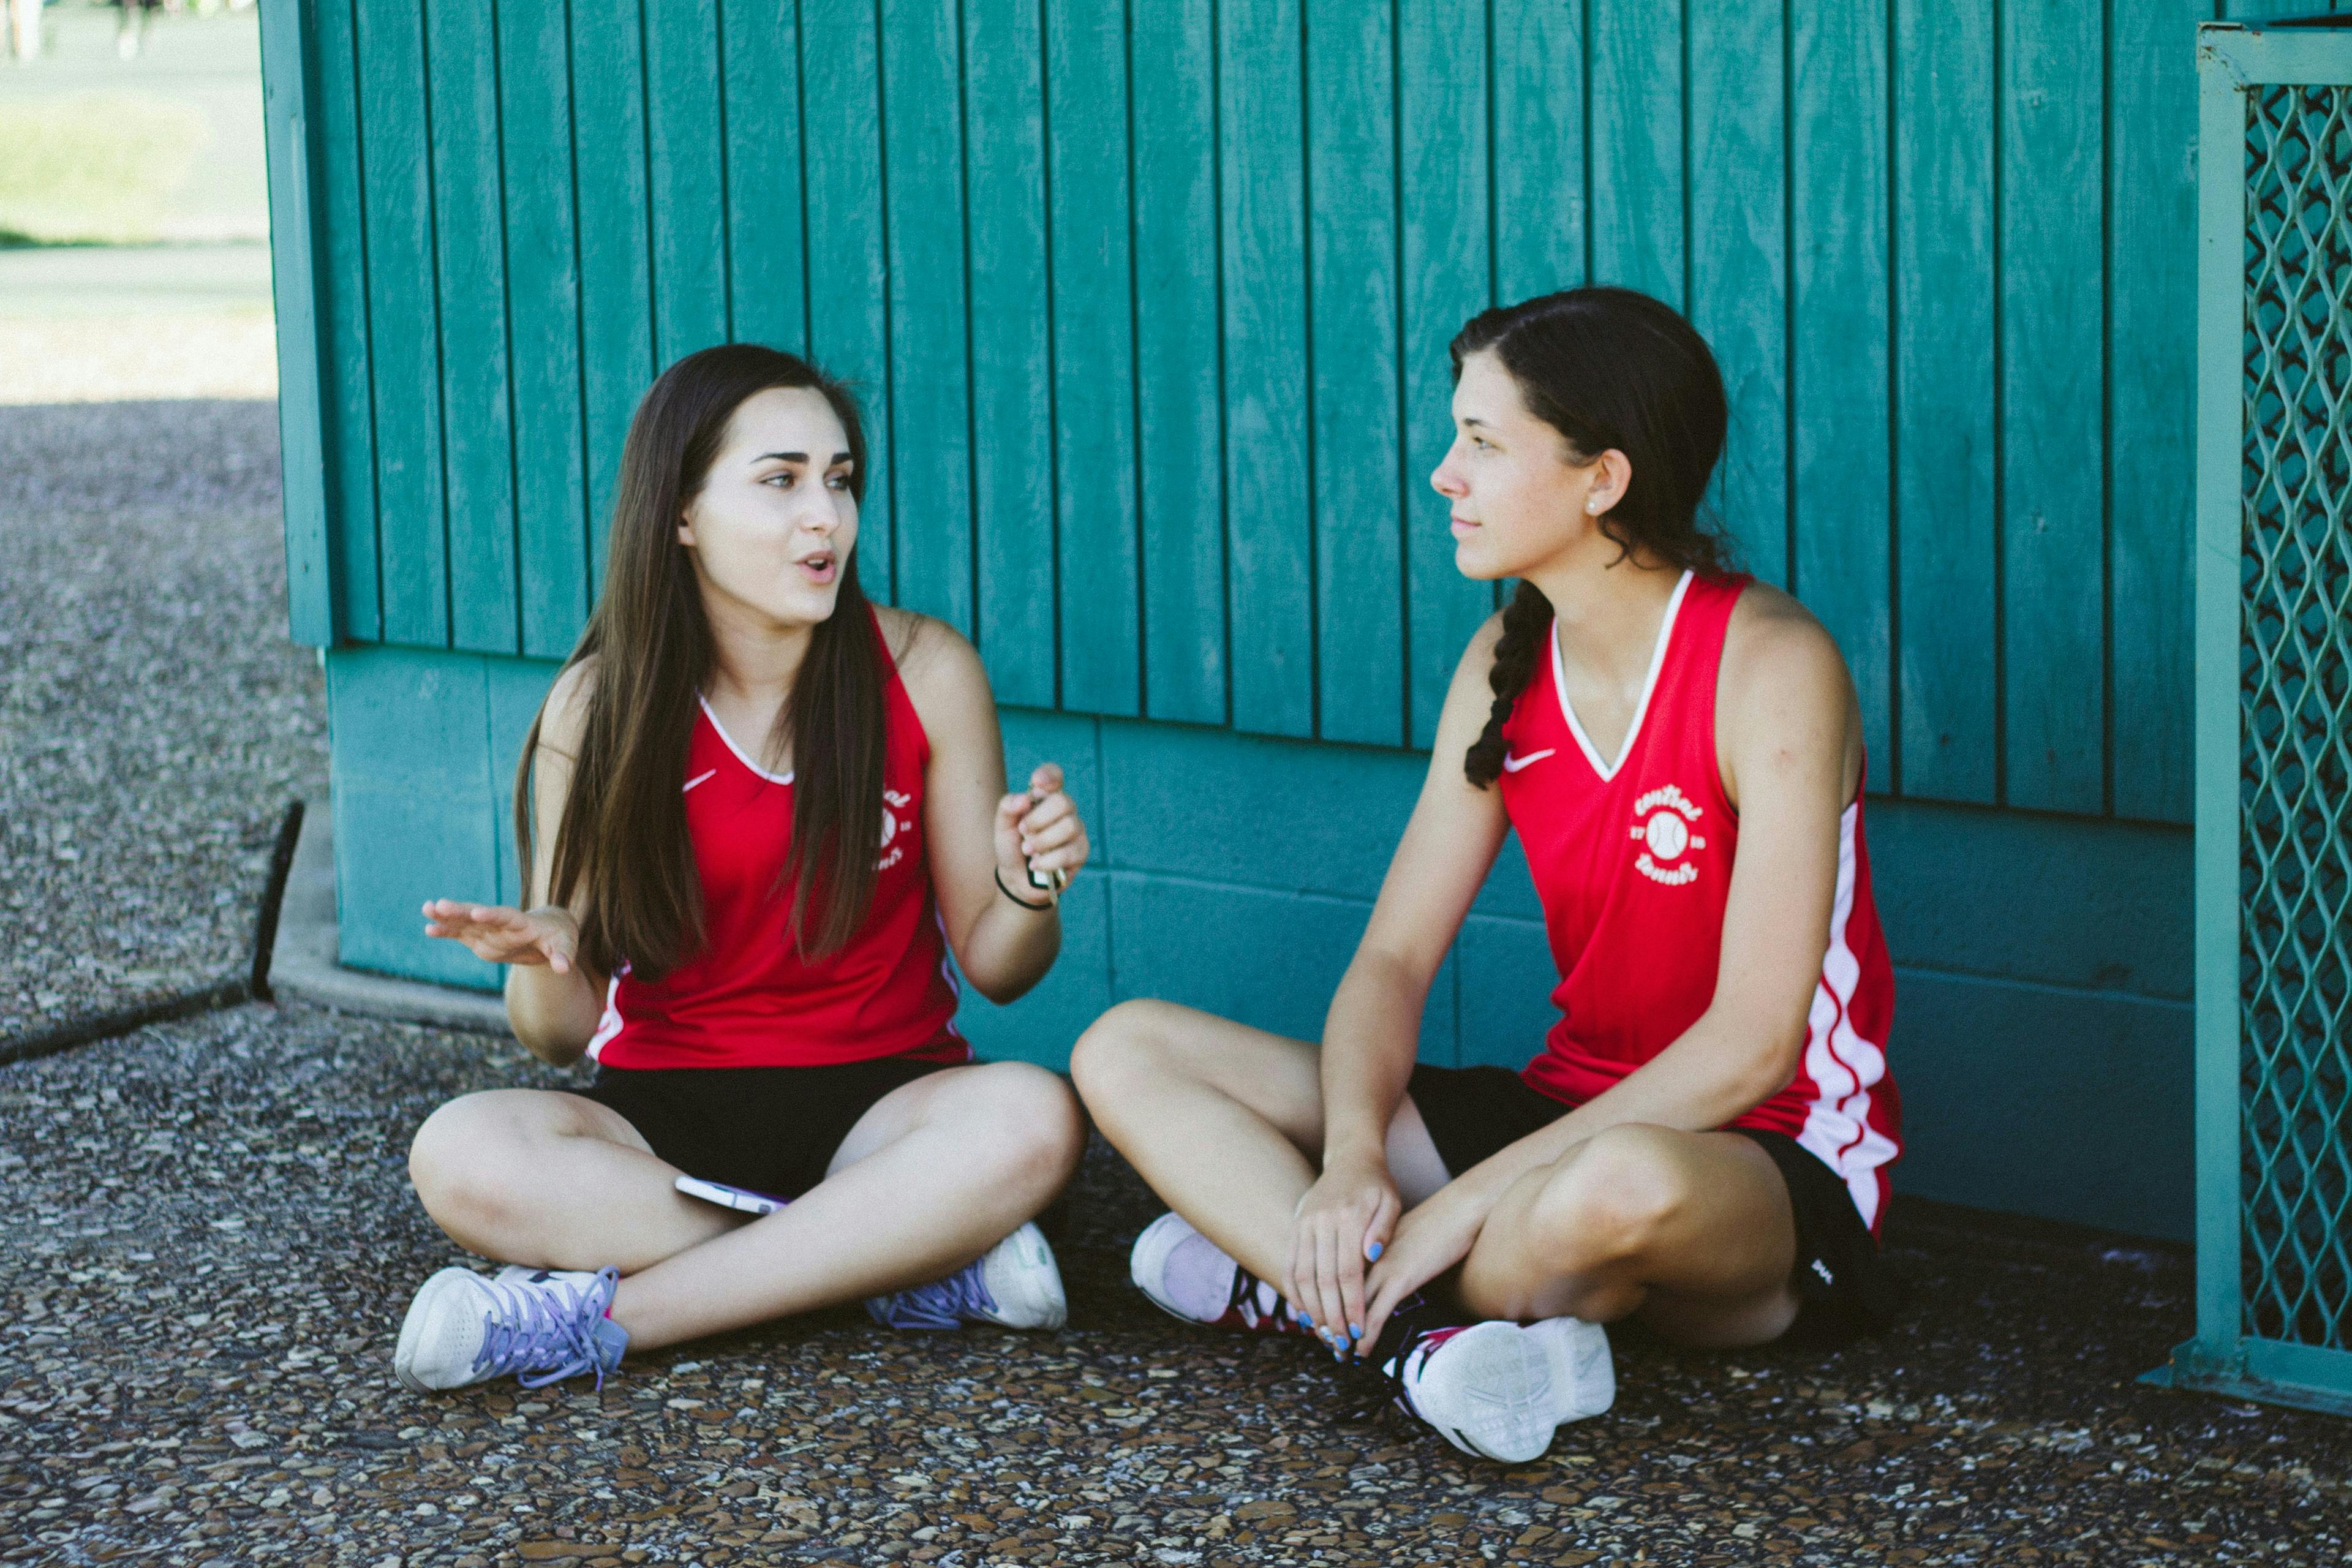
[570,0,655,598]
[882,0,973,633]
[2000,0,2105,812]
[645,0,730,364]
[311,0,380,642]
[353,0,447,647]
[802,0,894,598]
[1133,0,1226,725]
[425,0,518,654]
[1399,0,1491,748]
[258,0,335,646]
[1892,0,1996,802]
[1046,0,1142,714]
[722,0,809,355]
[1588,0,1683,304]
[1686,0,1787,588]
[2108,0,2202,824]
[498,0,590,659]
[1791,0,1892,776]
[1492,0,1585,303]
[1220,0,1313,736]
[1307,0,1403,745]
[965,0,1056,706]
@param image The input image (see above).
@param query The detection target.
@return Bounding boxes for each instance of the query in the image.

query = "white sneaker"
[393,1265,628,1393]
[1129,1211,1305,1335]
[865,1221,1068,1331]
[1381,1316,1614,1463]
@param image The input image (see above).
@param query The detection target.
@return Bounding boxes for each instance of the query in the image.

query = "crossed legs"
[406,1060,1085,1352]
[1071,998,1802,1347]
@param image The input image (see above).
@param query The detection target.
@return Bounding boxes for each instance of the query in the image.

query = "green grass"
[0,91,208,244]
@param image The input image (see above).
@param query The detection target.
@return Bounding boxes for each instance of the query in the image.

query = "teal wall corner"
[327,648,2195,1240]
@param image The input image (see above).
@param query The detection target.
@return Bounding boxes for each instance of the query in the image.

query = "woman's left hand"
[1359,1180,1489,1355]
[995,762,1090,892]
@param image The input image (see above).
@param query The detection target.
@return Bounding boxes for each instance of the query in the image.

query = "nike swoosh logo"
[682,769,718,793]
[1501,748,1555,773]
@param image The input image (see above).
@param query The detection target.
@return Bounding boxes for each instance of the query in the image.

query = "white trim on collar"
[1550,568,1694,783]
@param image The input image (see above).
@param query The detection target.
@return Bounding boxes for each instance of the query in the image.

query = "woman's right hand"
[422,900,580,973]
[1284,1150,1402,1360]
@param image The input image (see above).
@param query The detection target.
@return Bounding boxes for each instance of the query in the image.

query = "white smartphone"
[673,1174,790,1216]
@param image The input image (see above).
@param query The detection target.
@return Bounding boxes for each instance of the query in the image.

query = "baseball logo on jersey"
[876,788,915,870]
[1629,783,1707,886]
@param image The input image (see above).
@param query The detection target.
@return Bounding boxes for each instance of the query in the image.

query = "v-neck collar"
[699,695,794,785]
[1550,569,1694,783]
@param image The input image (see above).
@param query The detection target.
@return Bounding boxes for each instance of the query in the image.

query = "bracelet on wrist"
[994,865,1057,911]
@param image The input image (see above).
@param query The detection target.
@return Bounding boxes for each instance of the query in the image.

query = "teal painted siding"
[263,0,2257,827]
[324,645,2195,1238]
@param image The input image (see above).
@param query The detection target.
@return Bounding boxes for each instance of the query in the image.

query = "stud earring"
[1586,498,1603,514]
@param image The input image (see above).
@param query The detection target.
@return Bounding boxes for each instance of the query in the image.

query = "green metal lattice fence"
[2150,19,2352,1417]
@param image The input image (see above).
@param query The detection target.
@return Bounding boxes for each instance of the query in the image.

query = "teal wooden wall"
[268,0,2337,831]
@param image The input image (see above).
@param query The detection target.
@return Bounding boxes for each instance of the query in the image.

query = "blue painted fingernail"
[1297,1311,1313,1327]
[1366,1242,1384,1261]
[1349,1324,1363,1341]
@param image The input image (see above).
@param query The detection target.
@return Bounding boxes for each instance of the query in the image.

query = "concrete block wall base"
[269,797,510,1036]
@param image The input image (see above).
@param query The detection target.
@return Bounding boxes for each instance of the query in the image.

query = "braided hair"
[1457,288,1733,790]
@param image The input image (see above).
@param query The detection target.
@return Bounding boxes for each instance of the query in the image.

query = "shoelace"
[1339,1295,1455,1425]
[877,1257,997,1330]
[471,1267,620,1390]
[1225,1261,1301,1333]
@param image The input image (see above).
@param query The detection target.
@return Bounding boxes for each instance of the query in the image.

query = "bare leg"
[1457,1123,1802,1348]
[409,1089,744,1273]
[407,1061,1086,1352]
[1069,999,1446,1289]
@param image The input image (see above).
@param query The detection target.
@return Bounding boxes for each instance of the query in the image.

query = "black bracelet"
[994,866,1057,911]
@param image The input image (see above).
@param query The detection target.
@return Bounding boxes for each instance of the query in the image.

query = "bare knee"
[1069,998,1188,1106]
[1526,1123,1694,1265]
[965,1062,1087,1198]
[407,1091,568,1239]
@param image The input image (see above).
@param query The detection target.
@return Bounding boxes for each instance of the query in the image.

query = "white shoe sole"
[1407,1317,1614,1463]
[976,1221,1068,1330]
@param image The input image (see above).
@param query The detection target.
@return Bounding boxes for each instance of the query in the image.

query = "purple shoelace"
[471,1267,622,1389]
[870,1257,997,1330]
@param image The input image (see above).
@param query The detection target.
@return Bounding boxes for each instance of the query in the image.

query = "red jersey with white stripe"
[586,622,967,1071]
[1494,571,1903,1232]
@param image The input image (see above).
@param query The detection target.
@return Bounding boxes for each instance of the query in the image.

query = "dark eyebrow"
[750,450,853,466]
[1461,417,1492,429]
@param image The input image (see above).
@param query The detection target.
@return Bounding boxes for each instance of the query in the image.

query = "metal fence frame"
[2145,18,2352,1418]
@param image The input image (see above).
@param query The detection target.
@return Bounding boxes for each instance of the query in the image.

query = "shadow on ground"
[1,1003,2345,1566]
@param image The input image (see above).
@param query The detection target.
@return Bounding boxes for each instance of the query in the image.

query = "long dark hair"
[515,344,889,979]
[1455,287,1732,789]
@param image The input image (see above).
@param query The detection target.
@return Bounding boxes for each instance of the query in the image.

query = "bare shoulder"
[877,606,991,722]
[1452,608,1510,684]
[535,654,600,760]
[1721,581,1851,710]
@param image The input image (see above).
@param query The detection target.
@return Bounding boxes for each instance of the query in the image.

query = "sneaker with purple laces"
[393,1265,630,1393]
[865,1221,1068,1330]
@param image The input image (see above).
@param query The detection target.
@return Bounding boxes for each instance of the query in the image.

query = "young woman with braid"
[1071,287,1905,1463]
[389,345,1092,1393]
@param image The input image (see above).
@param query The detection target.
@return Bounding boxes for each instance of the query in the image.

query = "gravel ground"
[0,398,321,1047]
[2,1001,2346,1567]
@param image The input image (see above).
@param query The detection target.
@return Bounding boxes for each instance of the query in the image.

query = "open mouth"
[796,551,837,584]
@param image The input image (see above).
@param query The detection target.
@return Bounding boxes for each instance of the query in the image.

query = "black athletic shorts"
[1406,1061,1906,1348]
[576,1054,961,1200]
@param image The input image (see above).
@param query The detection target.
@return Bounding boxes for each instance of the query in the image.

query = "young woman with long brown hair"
[390,344,1091,1393]
[1072,287,1905,1463]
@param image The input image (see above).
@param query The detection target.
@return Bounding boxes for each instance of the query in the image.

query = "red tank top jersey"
[585,621,967,1072]
[1495,571,1904,1233]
